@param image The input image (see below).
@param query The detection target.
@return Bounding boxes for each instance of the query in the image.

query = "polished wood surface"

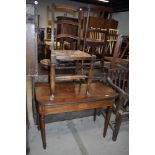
[35,82,117,107]
[35,81,117,149]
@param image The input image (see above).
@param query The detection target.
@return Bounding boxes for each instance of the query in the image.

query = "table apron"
[39,100,114,115]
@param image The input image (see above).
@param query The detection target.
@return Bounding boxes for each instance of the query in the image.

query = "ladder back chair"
[105,66,129,141]
[104,35,129,71]
[51,4,82,50]
[49,50,96,100]
[105,18,118,56]
[106,28,119,56]
[81,5,113,70]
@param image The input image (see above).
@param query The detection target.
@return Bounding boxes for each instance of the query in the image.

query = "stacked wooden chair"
[103,65,129,141]
[51,4,82,50]
[80,5,113,70]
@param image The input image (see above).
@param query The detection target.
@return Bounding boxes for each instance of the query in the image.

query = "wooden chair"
[81,5,113,70]
[104,66,129,141]
[81,5,122,72]
[49,50,96,100]
[104,35,129,69]
[120,35,129,59]
[51,4,82,50]
[105,18,118,56]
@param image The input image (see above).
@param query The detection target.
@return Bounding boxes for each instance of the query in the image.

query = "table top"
[35,82,118,106]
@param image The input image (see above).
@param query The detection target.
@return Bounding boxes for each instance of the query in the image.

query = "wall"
[112,11,129,36]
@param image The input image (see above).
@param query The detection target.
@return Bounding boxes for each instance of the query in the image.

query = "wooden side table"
[35,81,117,149]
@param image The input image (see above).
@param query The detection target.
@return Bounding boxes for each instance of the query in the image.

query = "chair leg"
[112,112,122,141]
[103,106,112,137]
[94,108,97,122]
[40,115,46,149]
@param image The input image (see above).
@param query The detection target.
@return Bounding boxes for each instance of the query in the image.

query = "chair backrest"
[107,66,129,92]
[107,66,129,111]
[106,28,119,55]
[87,27,107,41]
[111,35,123,67]
[50,3,82,50]
[106,20,119,56]
[104,35,129,69]
[120,36,129,59]
[82,6,109,51]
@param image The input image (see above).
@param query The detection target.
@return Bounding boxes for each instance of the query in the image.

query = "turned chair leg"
[40,115,46,149]
[103,106,112,137]
[112,112,122,141]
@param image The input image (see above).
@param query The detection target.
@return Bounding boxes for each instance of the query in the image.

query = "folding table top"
[35,82,117,106]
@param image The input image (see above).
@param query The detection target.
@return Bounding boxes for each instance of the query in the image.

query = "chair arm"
[107,77,129,109]
[107,77,128,97]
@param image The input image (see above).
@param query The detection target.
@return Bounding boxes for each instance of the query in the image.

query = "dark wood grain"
[36,82,117,106]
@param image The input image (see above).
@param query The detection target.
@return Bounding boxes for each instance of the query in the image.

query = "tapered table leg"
[40,115,46,149]
[37,113,40,130]
[94,108,97,122]
[36,104,40,130]
[103,106,112,137]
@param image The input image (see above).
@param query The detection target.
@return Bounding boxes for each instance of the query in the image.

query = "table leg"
[93,108,97,122]
[36,103,40,130]
[103,106,112,137]
[40,115,46,149]
[37,113,40,130]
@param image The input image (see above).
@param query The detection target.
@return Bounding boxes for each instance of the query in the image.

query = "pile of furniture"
[26,3,129,150]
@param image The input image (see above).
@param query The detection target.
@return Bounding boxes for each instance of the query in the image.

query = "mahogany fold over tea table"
[35,81,117,149]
